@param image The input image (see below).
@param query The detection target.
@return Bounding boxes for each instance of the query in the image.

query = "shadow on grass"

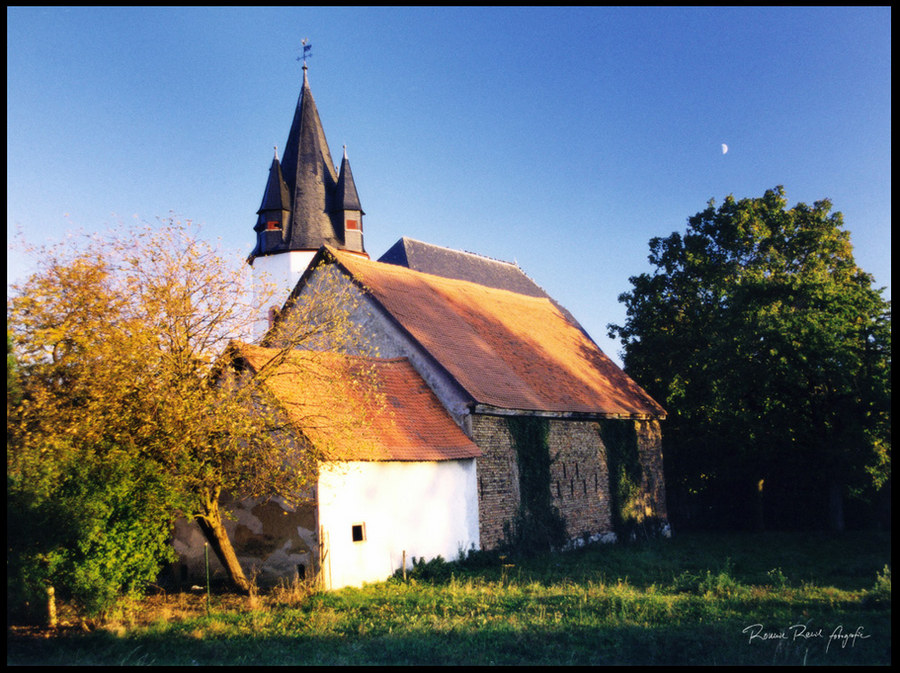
[8,614,892,667]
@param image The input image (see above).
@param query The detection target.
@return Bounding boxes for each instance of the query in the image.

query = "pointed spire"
[255,152,290,224]
[277,66,340,251]
[334,145,364,214]
[250,54,368,259]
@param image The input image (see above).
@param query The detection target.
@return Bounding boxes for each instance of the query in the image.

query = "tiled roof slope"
[326,248,666,419]
[237,343,481,462]
[378,237,589,336]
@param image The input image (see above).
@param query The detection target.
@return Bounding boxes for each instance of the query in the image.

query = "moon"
[721,143,728,155]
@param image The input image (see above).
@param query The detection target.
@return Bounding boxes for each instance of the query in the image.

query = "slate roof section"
[333,148,364,214]
[379,237,547,297]
[236,343,481,462]
[254,154,291,229]
[278,67,341,251]
[251,68,366,259]
[324,248,666,419]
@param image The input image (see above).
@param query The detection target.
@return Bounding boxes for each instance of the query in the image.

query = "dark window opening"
[351,523,366,542]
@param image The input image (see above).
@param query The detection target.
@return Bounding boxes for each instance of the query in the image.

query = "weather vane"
[298,39,312,68]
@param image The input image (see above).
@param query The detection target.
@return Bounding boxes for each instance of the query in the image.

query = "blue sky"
[7,7,891,366]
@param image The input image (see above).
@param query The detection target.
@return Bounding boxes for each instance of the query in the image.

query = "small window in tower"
[351,523,366,543]
[345,219,359,231]
[266,220,280,230]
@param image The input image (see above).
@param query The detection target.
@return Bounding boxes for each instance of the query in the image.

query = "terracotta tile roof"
[378,237,589,337]
[327,248,666,419]
[236,343,481,462]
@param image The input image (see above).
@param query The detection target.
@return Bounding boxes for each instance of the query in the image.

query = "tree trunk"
[196,493,251,594]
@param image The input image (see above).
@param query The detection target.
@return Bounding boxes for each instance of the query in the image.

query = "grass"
[7,531,891,665]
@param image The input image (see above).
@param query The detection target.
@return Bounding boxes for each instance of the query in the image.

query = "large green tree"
[609,187,890,531]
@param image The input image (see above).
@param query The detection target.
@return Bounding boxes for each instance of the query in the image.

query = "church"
[174,63,669,590]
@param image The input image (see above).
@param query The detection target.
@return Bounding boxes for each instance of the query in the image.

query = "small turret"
[333,146,365,254]
[252,147,292,257]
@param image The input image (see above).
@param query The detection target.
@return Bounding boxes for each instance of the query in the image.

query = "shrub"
[869,564,890,603]
[7,445,177,620]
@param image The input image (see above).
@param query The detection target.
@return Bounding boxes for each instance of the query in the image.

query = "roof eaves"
[471,402,665,421]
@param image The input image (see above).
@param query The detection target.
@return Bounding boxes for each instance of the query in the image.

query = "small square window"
[345,219,359,231]
[351,523,366,542]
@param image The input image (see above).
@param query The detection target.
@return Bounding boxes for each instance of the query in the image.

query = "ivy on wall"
[600,420,661,541]
[506,416,567,552]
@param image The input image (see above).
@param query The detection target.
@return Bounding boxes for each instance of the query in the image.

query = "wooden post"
[46,585,57,628]
[402,550,407,581]
[204,542,211,615]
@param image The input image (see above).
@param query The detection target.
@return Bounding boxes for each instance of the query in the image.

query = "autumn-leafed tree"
[609,187,891,531]
[7,221,374,602]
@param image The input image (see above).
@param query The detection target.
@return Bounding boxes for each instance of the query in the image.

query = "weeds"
[7,532,891,666]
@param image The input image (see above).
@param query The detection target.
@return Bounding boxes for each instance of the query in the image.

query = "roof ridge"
[401,237,520,268]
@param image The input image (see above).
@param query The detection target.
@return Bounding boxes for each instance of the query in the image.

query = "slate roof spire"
[251,62,365,258]
[334,145,364,214]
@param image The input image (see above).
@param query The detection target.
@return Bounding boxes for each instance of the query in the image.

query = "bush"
[7,446,177,620]
[869,565,891,603]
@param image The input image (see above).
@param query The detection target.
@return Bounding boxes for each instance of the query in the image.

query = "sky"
[7,6,892,366]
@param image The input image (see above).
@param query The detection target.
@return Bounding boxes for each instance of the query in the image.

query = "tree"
[608,187,890,531]
[7,221,373,599]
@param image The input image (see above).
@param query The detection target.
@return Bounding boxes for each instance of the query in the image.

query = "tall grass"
[7,531,891,666]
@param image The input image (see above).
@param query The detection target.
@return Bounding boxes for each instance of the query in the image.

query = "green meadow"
[7,531,891,666]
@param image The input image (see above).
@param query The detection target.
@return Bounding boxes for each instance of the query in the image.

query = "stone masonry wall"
[473,415,615,549]
[634,419,668,525]
[546,420,613,543]
[473,414,668,550]
[471,415,521,550]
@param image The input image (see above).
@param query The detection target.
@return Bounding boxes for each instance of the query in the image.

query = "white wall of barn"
[317,458,479,590]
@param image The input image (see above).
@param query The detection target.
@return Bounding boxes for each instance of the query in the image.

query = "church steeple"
[250,63,366,259]
[248,56,367,340]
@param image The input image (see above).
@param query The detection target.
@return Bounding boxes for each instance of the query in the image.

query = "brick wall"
[634,419,668,524]
[546,420,613,542]
[471,415,521,549]
[472,414,668,550]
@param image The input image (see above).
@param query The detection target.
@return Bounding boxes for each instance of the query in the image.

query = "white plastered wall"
[250,250,317,340]
[317,459,479,590]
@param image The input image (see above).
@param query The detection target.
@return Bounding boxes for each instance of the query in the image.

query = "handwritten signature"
[742,623,870,653]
